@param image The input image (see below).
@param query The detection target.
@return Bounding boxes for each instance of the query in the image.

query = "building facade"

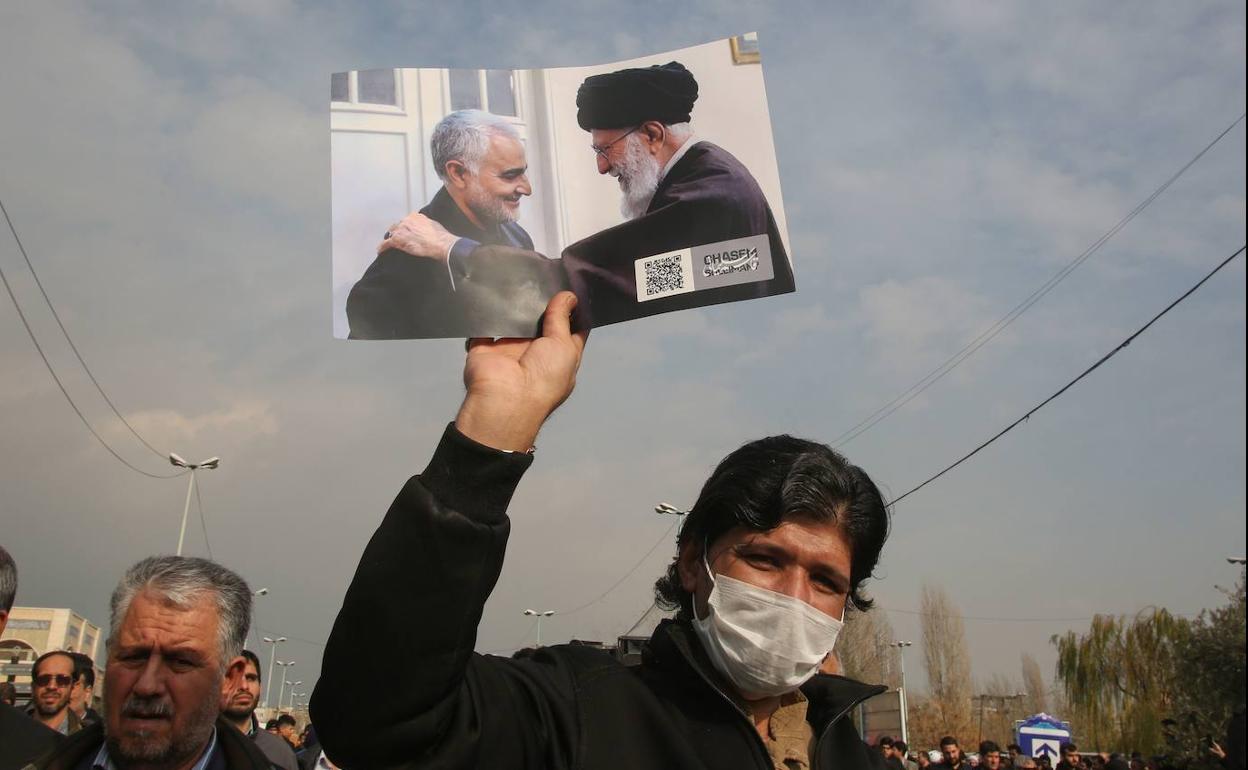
[0,606,103,705]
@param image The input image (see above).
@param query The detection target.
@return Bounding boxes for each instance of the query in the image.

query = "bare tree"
[836,606,899,688]
[920,583,973,738]
[1020,653,1048,716]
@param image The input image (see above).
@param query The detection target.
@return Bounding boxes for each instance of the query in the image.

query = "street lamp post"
[275,661,295,711]
[286,681,303,710]
[262,636,286,708]
[523,609,555,646]
[168,454,220,556]
[890,641,913,745]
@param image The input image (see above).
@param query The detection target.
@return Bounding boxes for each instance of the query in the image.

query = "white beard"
[612,135,662,220]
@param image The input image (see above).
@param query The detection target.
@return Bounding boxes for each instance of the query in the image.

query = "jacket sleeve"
[309,425,581,770]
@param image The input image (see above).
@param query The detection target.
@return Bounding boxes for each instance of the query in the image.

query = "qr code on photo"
[635,248,694,302]
[644,253,685,296]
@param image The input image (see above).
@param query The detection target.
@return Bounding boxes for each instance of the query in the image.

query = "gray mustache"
[121,696,173,718]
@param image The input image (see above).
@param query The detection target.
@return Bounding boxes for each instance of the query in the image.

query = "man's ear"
[445,160,471,189]
[640,121,666,149]
[223,655,246,690]
[676,537,702,594]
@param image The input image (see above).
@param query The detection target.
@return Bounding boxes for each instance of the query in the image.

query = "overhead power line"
[558,517,681,616]
[888,244,1245,507]
[831,112,1246,449]
[0,198,179,478]
[1,198,168,459]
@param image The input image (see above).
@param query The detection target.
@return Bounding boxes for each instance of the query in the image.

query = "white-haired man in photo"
[347,109,565,339]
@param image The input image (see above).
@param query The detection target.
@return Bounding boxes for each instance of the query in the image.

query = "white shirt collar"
[659,134,698,183]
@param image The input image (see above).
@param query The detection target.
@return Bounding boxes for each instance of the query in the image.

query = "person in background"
[0,544,62,770]
[221,649,299,770]
[980,740,1003,770]
[937,736,970,770]
[29,651,82,735]
[34,556,272,769]
[68,652,100,726]
[1057,743,1081,770]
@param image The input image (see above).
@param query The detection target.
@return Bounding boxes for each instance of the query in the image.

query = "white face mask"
[691,553,845,699]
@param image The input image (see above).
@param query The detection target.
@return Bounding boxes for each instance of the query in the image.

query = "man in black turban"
[379,60,793,331]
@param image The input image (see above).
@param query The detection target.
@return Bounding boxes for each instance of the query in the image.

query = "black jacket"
[32,716,274,770]
[346,187,564,339]
[311,425,883,769]
[0,703,62,770]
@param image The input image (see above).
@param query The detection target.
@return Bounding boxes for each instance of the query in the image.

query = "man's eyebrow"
[498,165,527,176]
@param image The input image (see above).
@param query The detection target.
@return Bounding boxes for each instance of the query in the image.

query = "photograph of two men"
[330,35,794,340]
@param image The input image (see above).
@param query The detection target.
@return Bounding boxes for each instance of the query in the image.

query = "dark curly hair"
[653,434,890,618]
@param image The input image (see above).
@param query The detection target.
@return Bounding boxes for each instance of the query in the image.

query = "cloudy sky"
[1,1,1244,709]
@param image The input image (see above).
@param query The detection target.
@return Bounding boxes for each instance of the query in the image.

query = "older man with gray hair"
[347,108,565,339]
[36,556,271,770]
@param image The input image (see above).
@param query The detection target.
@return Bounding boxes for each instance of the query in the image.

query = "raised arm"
[311,292,587,768]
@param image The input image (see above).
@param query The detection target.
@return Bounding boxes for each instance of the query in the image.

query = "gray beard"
[106,692,218,770]
[613,135,661,220]
[465,183,520,226]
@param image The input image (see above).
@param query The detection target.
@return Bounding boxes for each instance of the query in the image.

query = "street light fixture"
[168,453,221,556]
[523,609,556,646]
[654,502,688,516]
[889,641,913,744]
[253,587,269,596]
[284,681,303,710]
[261,637,286,708]
[276,661,295,711]
[1228,557,1246,566]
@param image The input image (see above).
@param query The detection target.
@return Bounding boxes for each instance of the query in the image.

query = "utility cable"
[831,112,1246,449]
[558,517,682,616]
[0,197,166,458]
[0,255,182,479]
[888,245,1245,507]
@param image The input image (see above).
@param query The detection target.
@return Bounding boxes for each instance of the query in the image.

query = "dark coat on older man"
[451,140,793,331]
[31,716,272,770]
[346,187,565,339]
[562,139,793,328]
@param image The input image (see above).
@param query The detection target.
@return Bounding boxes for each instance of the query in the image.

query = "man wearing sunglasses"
[312,293,891,769]
[379,61,794,332]
[29,652,82,736]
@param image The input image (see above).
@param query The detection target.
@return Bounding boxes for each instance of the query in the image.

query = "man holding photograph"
[312,292,890,768]
[347,110,566,339]
[380,61,794,331]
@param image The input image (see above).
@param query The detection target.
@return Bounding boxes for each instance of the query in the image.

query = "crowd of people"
[0,546,338,770]
[872,735,1186,770]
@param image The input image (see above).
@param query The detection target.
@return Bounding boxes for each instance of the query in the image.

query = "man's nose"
[596,154,610,175]
[517,176,532,196]
[132,656,167,696]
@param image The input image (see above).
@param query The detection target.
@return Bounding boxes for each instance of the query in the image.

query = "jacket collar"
[34,715,273,770]
[645,618,885,734]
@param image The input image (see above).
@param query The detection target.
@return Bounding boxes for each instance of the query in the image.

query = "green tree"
[1051,608,1189,753]
[1051,569,1246,762]
[1166,569,1246,769]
